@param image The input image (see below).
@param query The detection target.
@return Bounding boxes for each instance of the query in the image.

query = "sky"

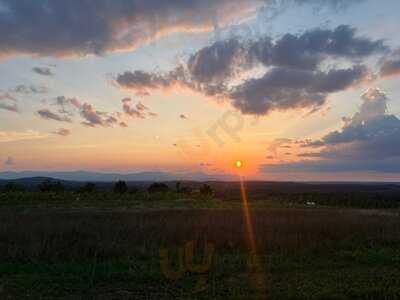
[0,0,400,181]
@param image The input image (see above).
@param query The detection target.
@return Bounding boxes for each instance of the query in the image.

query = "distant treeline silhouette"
[0,179,213,196]
[1,179,399,209]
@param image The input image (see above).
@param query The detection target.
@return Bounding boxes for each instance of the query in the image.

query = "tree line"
[1,180,214,196]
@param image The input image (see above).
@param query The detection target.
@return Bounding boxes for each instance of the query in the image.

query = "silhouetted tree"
[38,180,65,193]
[3,182,25,193]
[113,181,128,194]
[79,182,96,194]
[176,181,181,193]
[200,184,213,196]
[180,186,193,195]
[148,183,169,194]
[129,187,139,194]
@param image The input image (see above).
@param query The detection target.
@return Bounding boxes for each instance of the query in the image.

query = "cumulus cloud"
[122,98,145,118]
[80,103,118,127]
[116,70,182,96]
[261,88,400,173]
[53,96,81,115]
[0,92,18,112]
[11,84,48,94]
[380,50,400,78]
[136,102,148,111]
[121,97,157,119]
[37,95,148,129]
[188,39,246,83]
[0,0,367,59]
[230,65,368,114]
[380,59,400,77]
[116,25,383,115]
[305,88,389,147]
[32,67,54,76]
[0,0,260,59]
[37,109,72,122]
[250,25,385,70]
[119,121,128,128]
[0,102,17,112]
[53,128,71,137]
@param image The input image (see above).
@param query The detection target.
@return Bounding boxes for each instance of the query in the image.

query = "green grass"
[1,246,400,299]
[0,196,399,299]
[0,191,237,210]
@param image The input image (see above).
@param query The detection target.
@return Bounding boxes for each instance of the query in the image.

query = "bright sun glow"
[236,160,243,168]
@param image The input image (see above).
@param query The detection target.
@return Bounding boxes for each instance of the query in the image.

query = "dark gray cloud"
[37,109,72,122]
[38,95,144,128]
[229,65,368,115]
[116,68,227,100]
[116,25,383,115]
[261,88,400,173]
[53,128,71,136]
[32,67,54,76]
[0,0,367,59]
[117,71,173,95]
[183,25,385,83]
[188,39,245,83]
[0,0,260,58]
[251,25,386,70]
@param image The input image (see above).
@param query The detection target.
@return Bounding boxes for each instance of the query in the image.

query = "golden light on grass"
[239,175,267,298]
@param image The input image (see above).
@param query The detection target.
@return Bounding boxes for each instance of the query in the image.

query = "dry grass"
[1,207,400,299]
[1,208,399,262]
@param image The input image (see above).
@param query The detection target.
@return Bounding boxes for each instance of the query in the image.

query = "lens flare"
[239,176,267,298]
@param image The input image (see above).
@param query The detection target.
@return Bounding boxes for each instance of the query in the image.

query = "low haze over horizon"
[1,0,400,181]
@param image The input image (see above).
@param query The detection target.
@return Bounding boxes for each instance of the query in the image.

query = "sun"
[235,160,243,169]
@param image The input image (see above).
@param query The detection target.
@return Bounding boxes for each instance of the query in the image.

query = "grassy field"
[0,192,400,299]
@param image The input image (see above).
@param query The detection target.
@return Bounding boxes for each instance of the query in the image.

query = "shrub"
[176,182,181,193]
[38,180,65,193]
[79,182,96,194]
[129,187,139,194]
[113,181,128,194]
[2,182,25,193]
[200,184,213,196]
[180,186,193,195]
[148,183,169,194]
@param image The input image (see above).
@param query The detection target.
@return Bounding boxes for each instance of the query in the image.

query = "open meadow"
[0,184,399,299]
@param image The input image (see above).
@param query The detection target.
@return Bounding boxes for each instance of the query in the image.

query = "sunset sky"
[1,0,400,181]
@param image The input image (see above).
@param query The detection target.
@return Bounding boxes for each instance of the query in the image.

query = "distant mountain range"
[0,171,236,182]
